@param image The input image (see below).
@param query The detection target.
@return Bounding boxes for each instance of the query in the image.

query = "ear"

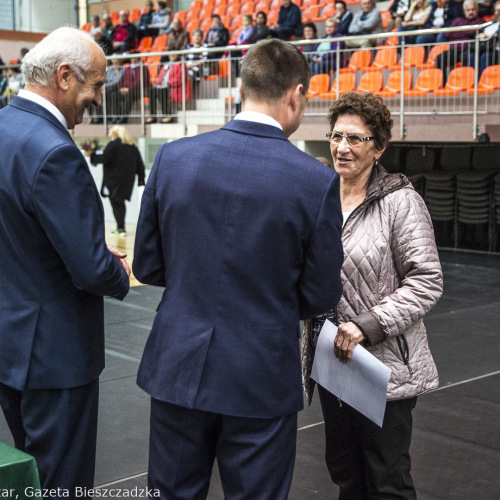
[374,146,386,161]
[289,83,304,111]
[56,63,72,91]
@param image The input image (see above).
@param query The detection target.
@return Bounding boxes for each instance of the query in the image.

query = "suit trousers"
[0,380,99,496]
[318,384,417,500]
[148,398,297,500]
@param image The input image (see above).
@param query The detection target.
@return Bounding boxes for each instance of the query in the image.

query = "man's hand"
[108,245,131,277]
[334,322,366,364]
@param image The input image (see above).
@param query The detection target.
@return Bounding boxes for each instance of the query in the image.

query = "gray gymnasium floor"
[1,250,499,499]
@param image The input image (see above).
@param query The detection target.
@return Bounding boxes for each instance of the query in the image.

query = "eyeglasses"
[326,131,374,147]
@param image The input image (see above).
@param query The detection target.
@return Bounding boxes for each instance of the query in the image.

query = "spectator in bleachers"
[250,11,272,42]
[147,52,191,123]
[415,0,457,45]
[148,1,173,36]
[435,0,484,81]
[477,0,494,16]
[118,55,151,122]
[309,18,346,75]
[0,66,24,109]
[167,18,191,52]
[137,0,156,41]
[333,1,353,35]
[387,0,410,31]
[204,14,229,60]
[346,0,385,47]
[299,22,319,64]
[102,14,115,46]
[93,28,113,56]
[397,0,432,44]
[112,10,137,53]
[271,0,303,40]
[237,14,256,45]
[17,47,29,64]
[185,29,206,91]
[89,15,102,37]
[469,0,500,74]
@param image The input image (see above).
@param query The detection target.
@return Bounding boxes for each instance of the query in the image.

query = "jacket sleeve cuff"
[352,311,386,346]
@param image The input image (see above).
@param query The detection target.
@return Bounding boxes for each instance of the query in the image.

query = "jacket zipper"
[396,335,413,376]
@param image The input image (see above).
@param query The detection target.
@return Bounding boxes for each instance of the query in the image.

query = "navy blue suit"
[0,95,129,492]
[133,119,343,498]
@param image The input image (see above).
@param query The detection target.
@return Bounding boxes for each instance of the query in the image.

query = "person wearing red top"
[435,0,484,81]
[112,10,137,53]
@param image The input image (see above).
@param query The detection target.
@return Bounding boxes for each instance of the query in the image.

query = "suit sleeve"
[298,172,343,319]
[132,150,166,286]
[30,143,129,299]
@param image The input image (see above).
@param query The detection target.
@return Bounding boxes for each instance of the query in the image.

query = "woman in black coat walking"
[91,125,145,236]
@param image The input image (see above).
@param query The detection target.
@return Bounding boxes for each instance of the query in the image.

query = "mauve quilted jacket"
[302,163,442,403]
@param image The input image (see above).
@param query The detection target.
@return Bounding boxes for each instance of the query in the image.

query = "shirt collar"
[18,89,68,129]
[234,111,283,130]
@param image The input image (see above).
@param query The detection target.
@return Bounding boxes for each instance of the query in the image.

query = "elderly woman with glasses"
[302,92,443,499]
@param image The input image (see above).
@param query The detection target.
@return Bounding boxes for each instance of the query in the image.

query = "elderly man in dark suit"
[133,38,343,499]
[0,27,130,493]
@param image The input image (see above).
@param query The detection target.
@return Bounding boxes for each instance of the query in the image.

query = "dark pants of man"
[148,398,297,500]
[318,384,417,500]
[109,196,126,230]
[0,380,99,496]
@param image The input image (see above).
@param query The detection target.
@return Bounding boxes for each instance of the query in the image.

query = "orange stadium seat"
[198,7,213,20]
[204,58,230,80]
[267,10,279,24]
[381,10,392,29]
[200,18,212,33]
[230,26,242,43]
[129,9,141,24]
[269,0,282,11]
[212,5,227,16]
[190,0,203,10]
[340,49,372,73]
[377,70,412,97]
[255,0,271,11]
[241,2,256,15]
[214,0,228,6]
[185,9,200,24]
[394,45,426,69]
[150,34,169,52]
[356,71,384,93]
[307,73,330,99]
[137,36,154,53]
[319,4,336,20]
[145,55,162,84]
[301,0,319,10]
[466,65,500,95]
[405,68,443,96]
[111,11,120,25]
[81,23,91,32]
[419,43,449,69]
[226,3,242,18]
[319,72,356,98]
[434,67,475,96]
[302,6,320,21]
[231,14,244,28]
[185,20,200,33]
[366,47,398,72]
[175,10,188,24]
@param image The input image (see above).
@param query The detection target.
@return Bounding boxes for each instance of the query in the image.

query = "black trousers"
[0,380,99,496]
[318,384,417,500]
[148,398,297,499]
[109,196,126,230]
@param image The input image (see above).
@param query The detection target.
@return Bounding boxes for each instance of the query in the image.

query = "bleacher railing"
[1,19,498,139]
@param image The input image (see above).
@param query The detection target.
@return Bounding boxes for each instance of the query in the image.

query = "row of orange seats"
[307,65,500,99]
[340,45,449,74]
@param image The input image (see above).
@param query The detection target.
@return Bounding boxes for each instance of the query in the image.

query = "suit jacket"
[133,119,343,418]
[0,96,129,391]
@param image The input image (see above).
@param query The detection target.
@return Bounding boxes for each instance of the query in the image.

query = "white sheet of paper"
[311,320,391,427]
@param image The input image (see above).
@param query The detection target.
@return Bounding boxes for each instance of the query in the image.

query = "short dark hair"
[241,39,310,104]
[256,11,267,22]
[327,92,393,151]
[303,21,317,35]
[335,0,347,10]
[212,14,221,21]
[158,1,167,9]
